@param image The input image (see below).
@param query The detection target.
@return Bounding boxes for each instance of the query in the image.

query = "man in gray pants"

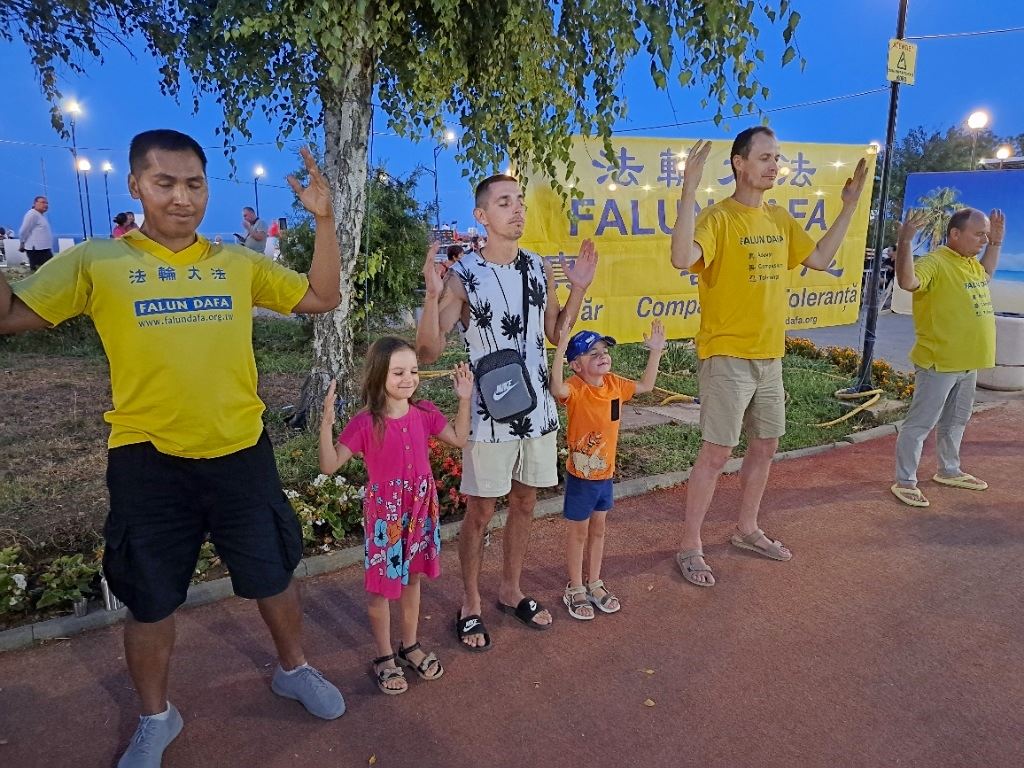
[890,207,1005,508]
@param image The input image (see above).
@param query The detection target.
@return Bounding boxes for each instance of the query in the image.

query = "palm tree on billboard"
[913,187,961,252]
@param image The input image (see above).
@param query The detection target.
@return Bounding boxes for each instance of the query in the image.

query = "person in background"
[112,213,130,238]
[18,195,54,270]
[242,206,268,252]
[265,220,281,260]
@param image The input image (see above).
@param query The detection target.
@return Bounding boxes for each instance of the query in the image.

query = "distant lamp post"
[966,110,990,169]
[428,130,457,230]
[65,100,87,241]
[77,158,94,239]
[996,145,1012,169]
[254,165,265,217]
[101,162,113,232]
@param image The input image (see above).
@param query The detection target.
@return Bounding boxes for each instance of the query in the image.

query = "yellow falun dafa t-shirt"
[11,229,309,458]
[910,245,995,372]
[692,197,816,360]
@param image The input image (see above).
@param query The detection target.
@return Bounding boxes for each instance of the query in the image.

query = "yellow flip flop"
[891,484,929,507]
[932,473,988,491]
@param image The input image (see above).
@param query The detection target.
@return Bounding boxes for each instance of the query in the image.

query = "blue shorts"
[563,473,614,522]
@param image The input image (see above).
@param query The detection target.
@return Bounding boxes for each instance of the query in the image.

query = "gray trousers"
[894,367,977,484]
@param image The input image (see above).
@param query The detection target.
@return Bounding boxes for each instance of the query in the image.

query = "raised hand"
[898,209,929,241]
[989,208,1006,244]
[452,362,475,400]
[422,242,443,297]
[321,379,338,424]
[841,158,869,209]
[643,319,667,352]
[680,139,713,194]
[287,147,333,219]
[554,318,573,354]
[565,238,598,290]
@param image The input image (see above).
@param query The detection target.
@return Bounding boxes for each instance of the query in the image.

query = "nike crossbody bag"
[473,253,538,423]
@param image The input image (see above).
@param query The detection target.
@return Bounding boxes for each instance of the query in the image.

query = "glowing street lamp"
[254,165,265,217]
[64,100,88,240]
[101,162,114,231]
[966,110,990,169]
[77,157,94,239]
[428,130,457,230]
[996,145,1012,169]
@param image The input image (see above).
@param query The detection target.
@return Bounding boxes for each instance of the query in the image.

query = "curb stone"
[0,423,912,653]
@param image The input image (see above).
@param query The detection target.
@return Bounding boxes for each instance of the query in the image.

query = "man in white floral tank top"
[417,174,598,650]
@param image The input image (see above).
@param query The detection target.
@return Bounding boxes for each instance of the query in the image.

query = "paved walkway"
[1,404,1023,768]
[788,311,917,373]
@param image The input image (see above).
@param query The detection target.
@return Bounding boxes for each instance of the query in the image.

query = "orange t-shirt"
[559,373,637,480]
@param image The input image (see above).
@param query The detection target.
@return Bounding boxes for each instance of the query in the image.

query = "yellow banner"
[521,136,877,343]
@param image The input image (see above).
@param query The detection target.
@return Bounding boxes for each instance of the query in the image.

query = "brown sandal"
[371,653,408,695]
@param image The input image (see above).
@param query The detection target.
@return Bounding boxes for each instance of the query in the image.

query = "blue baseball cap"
[566,330,617,362]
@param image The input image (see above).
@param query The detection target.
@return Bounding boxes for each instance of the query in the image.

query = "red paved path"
[1,404,1022,768]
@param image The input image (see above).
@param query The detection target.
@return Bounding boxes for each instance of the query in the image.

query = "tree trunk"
[289,56,374,429]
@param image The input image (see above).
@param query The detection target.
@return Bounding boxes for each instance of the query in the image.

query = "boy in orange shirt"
[550,319,666,620]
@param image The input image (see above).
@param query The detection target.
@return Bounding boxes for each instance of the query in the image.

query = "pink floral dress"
[338,401,446,599]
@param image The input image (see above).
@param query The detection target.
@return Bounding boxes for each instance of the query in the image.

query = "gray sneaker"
[117,703,184,768]
[271,664,346,720]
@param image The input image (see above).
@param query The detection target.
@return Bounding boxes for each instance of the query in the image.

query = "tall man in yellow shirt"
[669,127,868,587]
[0,130,346,767]
[890,207,1004,507]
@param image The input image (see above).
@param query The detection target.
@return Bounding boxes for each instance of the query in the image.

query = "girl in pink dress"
[320,336,472,695]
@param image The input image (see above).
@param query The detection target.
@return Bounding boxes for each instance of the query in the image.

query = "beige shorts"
[460,430,559,498]
[698,356,786,447]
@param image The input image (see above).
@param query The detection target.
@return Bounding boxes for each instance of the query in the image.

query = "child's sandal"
[586,579,621,614]
[397,642,444,681]
[563,583,595,621]
[371,653,408,695]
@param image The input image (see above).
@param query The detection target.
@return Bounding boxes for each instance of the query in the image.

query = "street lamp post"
[78,158,94,239]
[429,130,456,231]
[967,110,989,169]
[66,101,87,241]
[849,0,909,393]
[101,162,113,233]
[254,166,265,218]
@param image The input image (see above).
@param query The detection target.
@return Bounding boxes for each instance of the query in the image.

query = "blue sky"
[0,0,1020,240]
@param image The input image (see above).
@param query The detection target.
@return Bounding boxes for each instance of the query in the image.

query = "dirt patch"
[0,353,305,557]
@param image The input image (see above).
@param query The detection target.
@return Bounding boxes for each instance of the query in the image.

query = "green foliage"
[0,546,32,615]
[252,316,313,374]
[0,315,104,358]
[286,471,366,547]
[279,166,429,328]
[15,2,801,190]
[35,553,99,610]
[192,540,221,582]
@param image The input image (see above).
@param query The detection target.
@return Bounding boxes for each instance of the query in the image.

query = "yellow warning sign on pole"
[887,38,917,85]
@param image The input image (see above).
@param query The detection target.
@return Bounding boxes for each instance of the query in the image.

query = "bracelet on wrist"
[990,241,1003,246]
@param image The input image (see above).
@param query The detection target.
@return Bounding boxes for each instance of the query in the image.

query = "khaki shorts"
[460,430,559,498]
[698,356,786,448]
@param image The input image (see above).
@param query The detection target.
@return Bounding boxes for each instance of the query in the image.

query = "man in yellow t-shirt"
[0,129,345,767]
[668,127,868,587]
[890,207,1005,508]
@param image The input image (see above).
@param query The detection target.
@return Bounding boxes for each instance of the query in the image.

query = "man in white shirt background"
[19,196,54,271]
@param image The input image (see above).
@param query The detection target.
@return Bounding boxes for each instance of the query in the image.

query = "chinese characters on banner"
[521,136,877,343]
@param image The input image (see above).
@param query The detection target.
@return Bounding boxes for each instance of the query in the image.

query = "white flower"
[312,474,329,488]
[334,475,347,486]
[9,597,16,607]
[284,489,300,500]
[12,573,27,591]
[358,485,367,499]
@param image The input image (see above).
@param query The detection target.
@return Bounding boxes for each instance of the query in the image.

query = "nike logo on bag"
[493,380,518,401]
